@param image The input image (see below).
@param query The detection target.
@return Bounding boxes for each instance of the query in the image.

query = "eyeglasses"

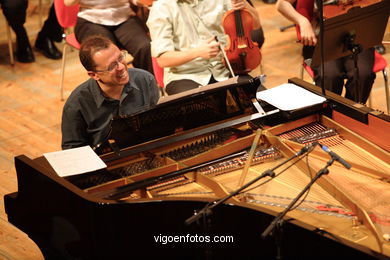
[94,50,128,73]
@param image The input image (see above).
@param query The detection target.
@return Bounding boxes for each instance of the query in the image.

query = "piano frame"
[4,78,390,259]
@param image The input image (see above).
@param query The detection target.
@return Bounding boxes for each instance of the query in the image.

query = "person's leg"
[114,16,153,74]
[303,45,345,96]
[312,58,345,96]
[1,0,34,62]
[38,4,62,42]
[343,48,375,103]
[237,74,253,82]
[165,75,230,95]
[35,4,63,59]
[250,28,265,49]
[165,79,200,95]
[75,18,117,44]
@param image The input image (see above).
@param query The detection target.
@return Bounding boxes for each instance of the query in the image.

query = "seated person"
[147,0,265,95]
[61,35,160,149]
[247,0,265,49]
[1,1,63,62]
[276,0,375,104]
[64,0,153,74]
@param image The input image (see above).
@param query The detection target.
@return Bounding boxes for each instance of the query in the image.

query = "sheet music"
[43,146,107,177]
[256,83,326,111]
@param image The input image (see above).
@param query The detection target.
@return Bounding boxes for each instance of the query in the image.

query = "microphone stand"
[261,156,336,258]
[185,143,315,226]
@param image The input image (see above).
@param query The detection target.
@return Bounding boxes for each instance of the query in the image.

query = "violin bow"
[215,36,236,77]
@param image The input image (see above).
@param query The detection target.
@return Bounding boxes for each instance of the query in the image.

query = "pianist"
[61,35,160,150]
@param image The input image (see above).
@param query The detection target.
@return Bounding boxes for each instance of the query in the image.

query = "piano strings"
[147,146,281,196]
[273,119,390,236]
[197,147,281,176]
[160,128,249,161]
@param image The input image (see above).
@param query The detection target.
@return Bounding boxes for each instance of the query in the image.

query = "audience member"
[64,0,153,74]
[1,1,63,62]
[276,0,375,103]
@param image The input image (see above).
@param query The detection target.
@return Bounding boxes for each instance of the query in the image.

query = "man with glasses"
[61,35,160,150]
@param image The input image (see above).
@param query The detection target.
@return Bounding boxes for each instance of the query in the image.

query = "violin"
[221,9,261,75]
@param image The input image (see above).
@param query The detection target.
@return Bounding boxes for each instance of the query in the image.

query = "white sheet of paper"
[43,146,107,177]
[256,83,326,111]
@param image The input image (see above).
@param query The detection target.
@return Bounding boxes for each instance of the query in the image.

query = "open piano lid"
[94,76,268,155]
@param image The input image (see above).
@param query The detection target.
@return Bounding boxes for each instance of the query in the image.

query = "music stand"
[311,0,389,67]
[310,0,389,100]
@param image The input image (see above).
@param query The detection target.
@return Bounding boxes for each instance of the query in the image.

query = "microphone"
[296,142,318,156]
[319,144,351,169]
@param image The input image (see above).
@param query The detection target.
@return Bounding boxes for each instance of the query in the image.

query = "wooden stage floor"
[0,0,389,259]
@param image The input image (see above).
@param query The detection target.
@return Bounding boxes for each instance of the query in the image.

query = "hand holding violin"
[231,0,246,9]
[231,0,261,29]
[222,0,262,74]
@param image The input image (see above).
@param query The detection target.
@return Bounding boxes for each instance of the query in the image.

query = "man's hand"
[231,0,246,10]
[196,37,221,59]
[157,38,221,67]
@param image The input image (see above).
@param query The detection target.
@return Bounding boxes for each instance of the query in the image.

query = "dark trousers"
[1,0,29,48]
[165,74,254,95]
[251,28,265,49]
[39,4,63,42]
[303,46,376,104]
[166,78,214,95]
[75,16,153,74]
[0,1,62,48]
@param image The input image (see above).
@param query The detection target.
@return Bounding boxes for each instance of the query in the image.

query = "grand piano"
[4,77,390,259]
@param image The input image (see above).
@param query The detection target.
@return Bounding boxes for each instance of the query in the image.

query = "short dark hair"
[79,35,114,71]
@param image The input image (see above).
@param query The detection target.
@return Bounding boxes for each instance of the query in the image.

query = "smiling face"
[88,44,129,88]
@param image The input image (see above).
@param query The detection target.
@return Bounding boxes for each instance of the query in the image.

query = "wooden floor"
[0,1,388,259]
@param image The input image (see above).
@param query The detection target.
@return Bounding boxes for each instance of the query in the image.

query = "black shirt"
[61,68,160,149]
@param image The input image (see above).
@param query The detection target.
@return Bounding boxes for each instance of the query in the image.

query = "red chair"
[152,57,164,88]
[295,0,389,113]
[54,0,80,101]
[368,51,389,114]
[152,56,167,96]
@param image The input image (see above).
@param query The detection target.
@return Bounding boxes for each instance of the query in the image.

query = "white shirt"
[147,0,232,86]
[78,0,135,26]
